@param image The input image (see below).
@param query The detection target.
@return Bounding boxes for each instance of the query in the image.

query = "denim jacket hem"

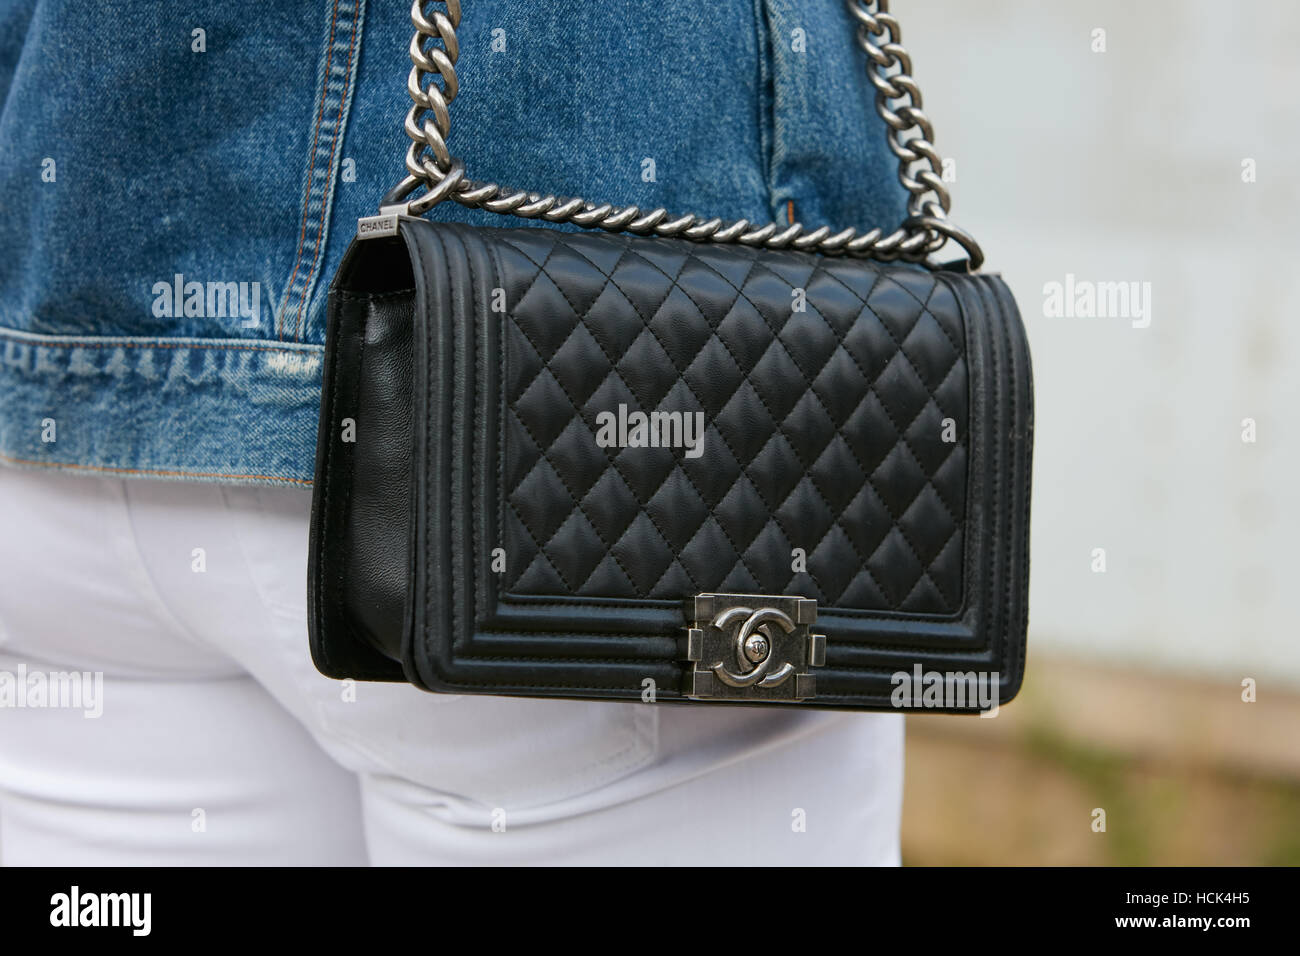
[0,327,322,485]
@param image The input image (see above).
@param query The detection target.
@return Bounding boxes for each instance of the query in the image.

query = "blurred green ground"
[901,655,1300,865]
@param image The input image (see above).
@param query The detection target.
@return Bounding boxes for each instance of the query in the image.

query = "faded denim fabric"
[0,0,907,485]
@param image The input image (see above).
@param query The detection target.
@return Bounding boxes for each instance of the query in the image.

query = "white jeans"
[0,466,903,865]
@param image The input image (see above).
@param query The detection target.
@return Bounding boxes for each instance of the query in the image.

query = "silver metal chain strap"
[371,0,984,269]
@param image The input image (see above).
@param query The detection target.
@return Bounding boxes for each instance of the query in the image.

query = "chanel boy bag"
[307,0,1033,711]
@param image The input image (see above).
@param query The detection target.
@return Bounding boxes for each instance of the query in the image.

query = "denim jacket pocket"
[277,0,367,344]
[754,0,909,233]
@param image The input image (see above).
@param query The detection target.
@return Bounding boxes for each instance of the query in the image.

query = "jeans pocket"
[458,695,660,811]
[222,484,661,813]
[313,684,661,813]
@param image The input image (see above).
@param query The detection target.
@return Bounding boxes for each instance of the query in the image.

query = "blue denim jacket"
[0,0,906,485]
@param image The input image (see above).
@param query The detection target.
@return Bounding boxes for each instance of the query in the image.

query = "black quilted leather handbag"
[308,0,1033,712]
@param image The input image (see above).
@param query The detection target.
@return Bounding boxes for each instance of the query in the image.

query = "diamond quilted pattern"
[494,230,968,614]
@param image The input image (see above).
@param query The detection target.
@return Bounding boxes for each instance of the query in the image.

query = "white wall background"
[894,0,1300,685]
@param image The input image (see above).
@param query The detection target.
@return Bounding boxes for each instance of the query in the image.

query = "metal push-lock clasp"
[683,594,826,702]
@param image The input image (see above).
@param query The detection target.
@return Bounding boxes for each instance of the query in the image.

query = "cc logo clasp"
[709,606,797,689]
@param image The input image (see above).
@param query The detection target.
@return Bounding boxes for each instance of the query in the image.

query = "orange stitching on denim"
[292,5,360,343]
[279,0,344,341]
[0,453,313,486]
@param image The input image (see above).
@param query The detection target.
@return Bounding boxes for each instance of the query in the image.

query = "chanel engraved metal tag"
[683,594,826,702]
[356,206,417,240]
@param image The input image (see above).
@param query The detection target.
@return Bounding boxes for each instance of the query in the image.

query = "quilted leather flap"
[394,221,1031,706]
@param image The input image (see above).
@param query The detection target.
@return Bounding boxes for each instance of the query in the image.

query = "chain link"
[382,0,983,269]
